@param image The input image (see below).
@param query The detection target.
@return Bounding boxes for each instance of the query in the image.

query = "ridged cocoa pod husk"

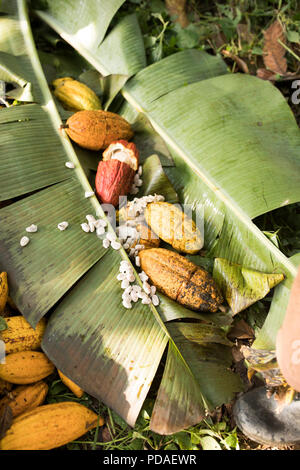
[65,110,134,151]
[0,402,102,450]
[58,370,84,398]
[0,272,8,313]
[95,160,135,207]
[0,381,48,417]
[53,77,102,111]
[139,248,223,312]
[1,316,46,355]
[0,351,55,384]
[144,202,204,254]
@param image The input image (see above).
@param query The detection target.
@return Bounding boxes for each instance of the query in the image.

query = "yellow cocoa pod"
[0,351,55,384]
[0,272,8,312]
[0,402,103,450]
[132,224,160,250]
[64,110,134,151]
[53,77,102,111]
[58,370,84,398]
[0,316,46,355]
[0,381,48,417]
[0,378,12,396]
[139,248,223,312]
[144,202,204,254]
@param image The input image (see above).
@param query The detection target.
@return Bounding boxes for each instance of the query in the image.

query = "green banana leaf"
[213,258,284,315]
[36,1,146,78]
[0,0,243,435]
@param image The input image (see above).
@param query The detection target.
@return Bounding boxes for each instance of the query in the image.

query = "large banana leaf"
[36,0,146,78]
[0,0,244,434]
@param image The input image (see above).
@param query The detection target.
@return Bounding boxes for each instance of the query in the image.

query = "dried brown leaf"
[256,68,277,81]
[0,404,13,440]
[228,320,255,341]
[263,20,287,75]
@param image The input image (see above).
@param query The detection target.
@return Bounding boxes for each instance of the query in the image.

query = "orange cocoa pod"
[64,110,133,151]
[139,248,223,312]
[58,370,84,398]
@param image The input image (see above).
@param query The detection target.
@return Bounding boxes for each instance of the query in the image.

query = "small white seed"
[127,273,135,283]
[124,287,133,296]
[94,219,107,229]
[103,238,110,249]
[151,295,159,306]
[96,226,105,237]
[111,240,121,250]
[86,214,96,224]
[135,256,140,267]
[121,279,130,290]
[20,236,30,247]
[139,271,148,282]
[106,232,117,242]
[26,224,38,233]
[132,285,142,294]
[85,191,95,198]
[81,223,90,233]
[65,162,75,169]
[130,292,139,303]
[122,300,132,309]
[57,221,69,231]
[143,282,151,295]
[151,285,157,295]
[138,166,143,176]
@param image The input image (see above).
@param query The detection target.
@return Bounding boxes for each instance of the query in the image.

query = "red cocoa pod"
[95,160,135,207]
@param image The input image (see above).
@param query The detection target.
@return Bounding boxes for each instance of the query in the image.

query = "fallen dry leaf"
[228,320,255,341]
[166,0,189,28]
[263,20,287,75]
[256,68,278,81]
